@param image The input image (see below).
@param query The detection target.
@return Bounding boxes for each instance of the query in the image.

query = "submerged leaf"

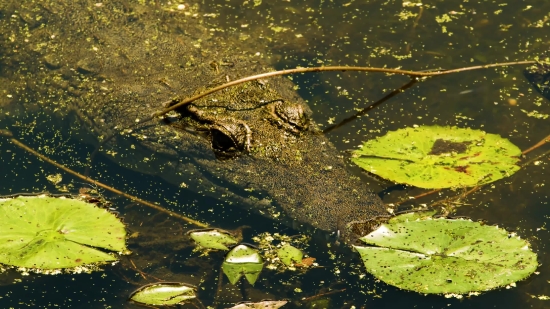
[352,126,521,188]
[354,214,538,294]
[129,282,196,306]
[276,244,303,266]
[0,195,127,270]
[188,229,238,250]
[222,244,263,285]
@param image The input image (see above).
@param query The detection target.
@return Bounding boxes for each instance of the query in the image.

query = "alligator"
[0,0,389,241]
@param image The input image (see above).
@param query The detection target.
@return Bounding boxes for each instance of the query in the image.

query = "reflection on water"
[0,0,549,308]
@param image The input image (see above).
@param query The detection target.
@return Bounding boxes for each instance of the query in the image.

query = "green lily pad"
[0,195,127,270]
[352,126,521,188]
[354,214,538,295]
[222,244,264,285]
[277,244,303,266]
[188,229,238,250]
[129,282,196,306]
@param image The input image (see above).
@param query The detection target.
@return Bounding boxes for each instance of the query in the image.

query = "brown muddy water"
[0,0,549,308]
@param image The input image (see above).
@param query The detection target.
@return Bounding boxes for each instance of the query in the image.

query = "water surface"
[0,0,549,308]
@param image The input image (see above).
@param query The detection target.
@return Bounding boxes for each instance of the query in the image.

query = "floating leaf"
[352,126,521,188]
[188,229,238,250]
[129,282,196,306]
[222,244,263,285]
[227,300,288,309]
[0,195,127,270]
[354,214,538,294]
[277,244,303,266]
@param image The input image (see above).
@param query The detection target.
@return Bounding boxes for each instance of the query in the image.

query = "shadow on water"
[0,0,549,308]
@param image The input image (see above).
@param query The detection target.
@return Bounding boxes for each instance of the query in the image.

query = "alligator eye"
[210,121,251,158]
[271,101,310,133]
[211,128,237,152]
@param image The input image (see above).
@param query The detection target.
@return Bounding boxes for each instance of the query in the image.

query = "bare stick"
[522,134,550,155]
[129,258,148,280]
[146,61,536,122]
[301,288,347,301]
[430,186,481,209]
[0,130,209,228]
[393,189,441,207]
[521,148,550,168]
[323,78,420,134]
[405,5,424,53]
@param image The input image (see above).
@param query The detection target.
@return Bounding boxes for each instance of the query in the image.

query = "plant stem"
[323,78,420,134]
[0,130,209,228]
[522,134,550,155]
[149,60,535,121]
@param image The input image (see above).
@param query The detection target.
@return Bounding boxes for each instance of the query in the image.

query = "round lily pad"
[129,282,196,306]
[188,228,238,250]
[0,195,127,270]
[351,126,521,188]
[277,244,303,266]
[353,214,538,295]
[222,244,264,285]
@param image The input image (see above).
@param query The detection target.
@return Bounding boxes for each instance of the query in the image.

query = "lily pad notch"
[0,195,128,272]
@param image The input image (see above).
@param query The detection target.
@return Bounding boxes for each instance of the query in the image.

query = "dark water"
[0,0,549,308]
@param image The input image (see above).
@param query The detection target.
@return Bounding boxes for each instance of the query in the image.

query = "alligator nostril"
[268,101,310,134]
[275,101,309,131]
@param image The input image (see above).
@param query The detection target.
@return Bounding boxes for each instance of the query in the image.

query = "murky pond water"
[0,0,549,308]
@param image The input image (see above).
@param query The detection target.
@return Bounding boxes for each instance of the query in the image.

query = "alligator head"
[0,0,389,242]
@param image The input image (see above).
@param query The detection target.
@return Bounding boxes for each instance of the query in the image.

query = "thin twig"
[323,78,420,134]
[393,189,441,206]
[301,288,347,301]
[0,129,209,228]
[405,5,424,53]
[412,6,424,29]
[522,134,550,155]
[129,258,148,280]
[148,61,535,122]
[521,148,550,168]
